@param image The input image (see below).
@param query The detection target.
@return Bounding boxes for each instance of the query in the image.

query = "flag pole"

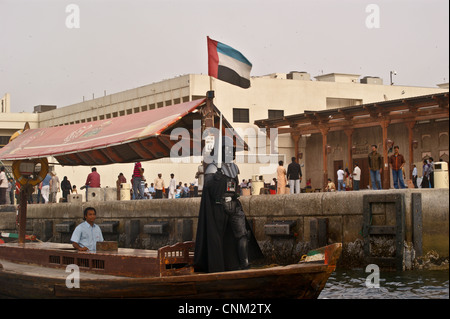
[217,111,223,169]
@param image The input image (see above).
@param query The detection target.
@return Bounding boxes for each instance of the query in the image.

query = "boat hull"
[0,261,332,299]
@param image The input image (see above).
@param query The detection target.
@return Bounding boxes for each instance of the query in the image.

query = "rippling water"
[319,269,449,299]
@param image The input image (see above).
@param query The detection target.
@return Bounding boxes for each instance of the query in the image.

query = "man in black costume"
[194,136,263,273]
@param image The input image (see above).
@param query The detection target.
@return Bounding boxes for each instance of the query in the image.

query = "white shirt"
[70,221,104,252]
[0,171,8,188]
[337,169,345,181]
[169,178,177,191]
[353,166,361,181]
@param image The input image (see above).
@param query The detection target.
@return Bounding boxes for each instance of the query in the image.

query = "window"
[326,98,363,109]
[268,109,284,119]
[0,136,10,147]
[192,95,205,101]
[233,108,249,123]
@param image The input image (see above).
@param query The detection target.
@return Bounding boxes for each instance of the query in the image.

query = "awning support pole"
[18,184,32,244]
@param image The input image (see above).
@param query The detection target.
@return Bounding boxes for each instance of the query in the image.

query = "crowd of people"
[261,145,441,194]
[91,163,201,201]
[0,169,75,205]
[323,145,438,192]
[0,147,443,205]
[0,162,200,205]
[272,157,303,194]
[117,162,199,200]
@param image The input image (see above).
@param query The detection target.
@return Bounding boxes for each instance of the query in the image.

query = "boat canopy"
[0,98,244,166]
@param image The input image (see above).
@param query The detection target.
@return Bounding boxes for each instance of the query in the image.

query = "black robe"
[193,170,263,273]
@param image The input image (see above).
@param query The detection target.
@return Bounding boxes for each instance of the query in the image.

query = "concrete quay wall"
[0,189,448,270]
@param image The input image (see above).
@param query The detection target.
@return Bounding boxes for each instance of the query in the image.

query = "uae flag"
[207,36,252,89]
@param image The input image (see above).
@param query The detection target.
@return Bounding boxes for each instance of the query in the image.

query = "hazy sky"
[1,0,448,113]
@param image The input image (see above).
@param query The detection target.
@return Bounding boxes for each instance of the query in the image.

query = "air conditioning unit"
[360,76,383,85]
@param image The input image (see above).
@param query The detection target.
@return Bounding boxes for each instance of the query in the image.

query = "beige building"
[1,73,448,201]
[1,93,11,113]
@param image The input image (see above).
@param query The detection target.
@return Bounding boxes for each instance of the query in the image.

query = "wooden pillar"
[405,121,415,179]
[380,118,390,189]
[344,129,354,169]
[266,126,276,155]
[320,127,330,190]
[291,133,300,162]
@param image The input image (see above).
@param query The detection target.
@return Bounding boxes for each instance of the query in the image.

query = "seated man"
[71,207,104,252]
[325,178,336,192]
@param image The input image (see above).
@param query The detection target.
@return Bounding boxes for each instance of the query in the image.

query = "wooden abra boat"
[0,241,341,299]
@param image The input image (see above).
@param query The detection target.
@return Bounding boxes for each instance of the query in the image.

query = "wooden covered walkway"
[255,92,449,189]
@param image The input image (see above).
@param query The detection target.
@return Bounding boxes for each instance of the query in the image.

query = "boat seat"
[158,241,195,276]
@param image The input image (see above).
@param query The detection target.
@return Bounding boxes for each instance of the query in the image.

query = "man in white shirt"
[144,183,151,199]
[148,183,156,198]
[0,166,8,205]
[50,172,60,203]
[352,162,361,191]
[337,166,345,191]
[412,164,418,188]
[168,173,177,199]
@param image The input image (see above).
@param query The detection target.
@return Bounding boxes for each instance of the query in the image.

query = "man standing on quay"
[276,160,287,194]
[50,171,60,203]
[352,162,361,191]
[389,146,406,189]
[132,162,145,199]
[368,145,383,190]
[287,157,302,194]
[154,173,165,199]
[168,173,177,199]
